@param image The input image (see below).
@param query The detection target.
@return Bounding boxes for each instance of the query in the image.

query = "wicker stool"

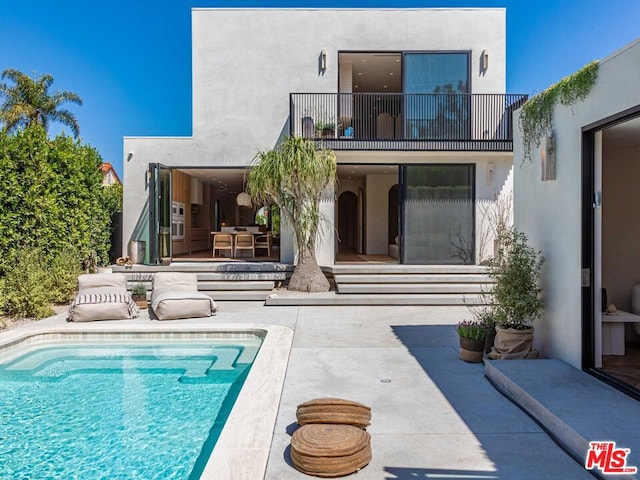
[290,424,371,478]
[296,398,371,429]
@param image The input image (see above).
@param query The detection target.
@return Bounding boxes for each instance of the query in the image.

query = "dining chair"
[254,231,272,257]
[234,233,255,258]
[212,233,233,258]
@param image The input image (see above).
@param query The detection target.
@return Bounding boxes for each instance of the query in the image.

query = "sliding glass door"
[402,164,475,264]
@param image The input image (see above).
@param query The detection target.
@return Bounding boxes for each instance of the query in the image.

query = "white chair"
[234,234,255,258]
[255,232,273,257]
[213,233,233,258]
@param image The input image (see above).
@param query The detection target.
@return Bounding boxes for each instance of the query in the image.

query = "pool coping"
[0,319,294,480]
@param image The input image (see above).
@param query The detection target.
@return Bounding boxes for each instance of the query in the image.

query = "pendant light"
[236,171,252,207]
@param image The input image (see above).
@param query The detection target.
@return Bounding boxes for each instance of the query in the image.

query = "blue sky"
[1,1,639,179]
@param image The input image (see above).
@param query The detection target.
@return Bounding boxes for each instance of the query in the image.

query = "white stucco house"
[513,38,640,397]
[123,8,524,267]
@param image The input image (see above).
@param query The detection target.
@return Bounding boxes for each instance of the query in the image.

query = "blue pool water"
[0,339,261,479]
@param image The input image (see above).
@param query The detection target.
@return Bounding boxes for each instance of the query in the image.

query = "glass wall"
[403,52,470,139]
[402,164,475,264]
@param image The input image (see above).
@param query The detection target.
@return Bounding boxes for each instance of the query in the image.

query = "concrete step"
[202,291,272,301]
[337,283,490,294]
[485,359,640,478]
[334,274,493,284]
[113,262,294,273]
[265,292,484,306]
[328,265,488,275]
[197,273,288,281]
[198,281,275,291]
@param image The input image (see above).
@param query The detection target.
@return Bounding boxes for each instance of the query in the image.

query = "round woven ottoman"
[296,398,371,429]
[290,424,372,478]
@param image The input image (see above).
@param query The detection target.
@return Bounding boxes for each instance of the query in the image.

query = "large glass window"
[404,52,470,139]
[404,53,469,94]
[402,164,475,264]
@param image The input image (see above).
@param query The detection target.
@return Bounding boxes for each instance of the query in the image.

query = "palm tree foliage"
[0,68,83,137]
[248,136,336,292]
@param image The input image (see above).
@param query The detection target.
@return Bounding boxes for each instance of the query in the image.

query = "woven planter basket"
[290,424,372,478]
[297,398,371,429]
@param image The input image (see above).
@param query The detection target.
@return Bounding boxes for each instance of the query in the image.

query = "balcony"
[290,93,528,152]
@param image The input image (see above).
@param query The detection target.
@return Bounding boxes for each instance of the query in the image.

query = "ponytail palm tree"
[248,136,337,292]
[0,68,83,137]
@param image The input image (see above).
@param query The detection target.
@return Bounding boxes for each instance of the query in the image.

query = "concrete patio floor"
[1,302,594,479]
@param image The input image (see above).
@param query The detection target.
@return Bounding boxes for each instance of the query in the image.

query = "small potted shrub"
[488,229,544,359]
[131,283,148,309]
[456,320,487,363]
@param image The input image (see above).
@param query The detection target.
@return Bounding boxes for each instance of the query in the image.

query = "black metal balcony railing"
[290,93,528,152]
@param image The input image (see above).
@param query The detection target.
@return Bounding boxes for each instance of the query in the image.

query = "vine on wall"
[519,60,599,162]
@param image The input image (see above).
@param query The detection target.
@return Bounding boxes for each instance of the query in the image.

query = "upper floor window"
[338,51,469,94]
[403,52,469,94]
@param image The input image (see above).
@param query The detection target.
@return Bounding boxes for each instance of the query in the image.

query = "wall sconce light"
[481,49,489,71]
[127,151,134,162]
[321,48,327,70]
[487,162,494,185]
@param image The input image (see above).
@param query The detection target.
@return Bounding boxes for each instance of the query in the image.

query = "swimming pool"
[0,334,264,479]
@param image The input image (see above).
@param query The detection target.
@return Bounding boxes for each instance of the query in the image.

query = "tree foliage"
[0,125,118,269]
[0,68,83,137]
[0,125,121,319]
[248,136,336,292]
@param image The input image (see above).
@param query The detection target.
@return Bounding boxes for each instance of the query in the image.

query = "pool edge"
[0,321,294,480]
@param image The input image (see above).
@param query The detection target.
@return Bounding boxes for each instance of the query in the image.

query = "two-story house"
[123,8,525,269]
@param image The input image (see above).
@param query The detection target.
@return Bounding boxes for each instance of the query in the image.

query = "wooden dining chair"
[254,231,272,257]
[234,233,255,258]
[212,233,233,258]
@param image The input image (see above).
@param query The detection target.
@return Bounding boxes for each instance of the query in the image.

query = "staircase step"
[198,281,275,291]
[197,272,288,281]
[329,265,488,275]
[337,283,490,294]
[334,274,493,284]
[202,291,272,301]
[265,292,485,306]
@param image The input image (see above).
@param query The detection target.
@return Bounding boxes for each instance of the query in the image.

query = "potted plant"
[488,229,544,359]
[315,120,336,138]
[131,283,148,309]
[456,320,487,363]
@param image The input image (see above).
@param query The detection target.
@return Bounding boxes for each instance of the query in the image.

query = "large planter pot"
[488,326,538,360]
[484,326,497,354]
[459,337,485,363]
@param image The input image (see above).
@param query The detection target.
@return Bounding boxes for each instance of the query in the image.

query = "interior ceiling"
[180,165,398,188]
[176,168,247,195]
[603,116,640,149]
[340,52,402,93]
[337,164,398,181]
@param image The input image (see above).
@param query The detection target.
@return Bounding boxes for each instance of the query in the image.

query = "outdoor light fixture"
[321,48,327,70]
[481,49,489,71]
[487,162,494,185]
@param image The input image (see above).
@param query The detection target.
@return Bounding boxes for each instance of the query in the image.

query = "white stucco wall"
[123,7,508,259]
[513,38,640,368]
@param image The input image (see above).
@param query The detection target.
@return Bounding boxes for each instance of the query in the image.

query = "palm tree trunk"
[288,246,330,292]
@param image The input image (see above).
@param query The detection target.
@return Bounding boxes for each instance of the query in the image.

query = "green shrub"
[48,249,82,304]
[1,250,55,319]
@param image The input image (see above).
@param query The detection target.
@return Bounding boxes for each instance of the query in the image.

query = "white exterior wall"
[124,8,507,260]
[513,39,640,368]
